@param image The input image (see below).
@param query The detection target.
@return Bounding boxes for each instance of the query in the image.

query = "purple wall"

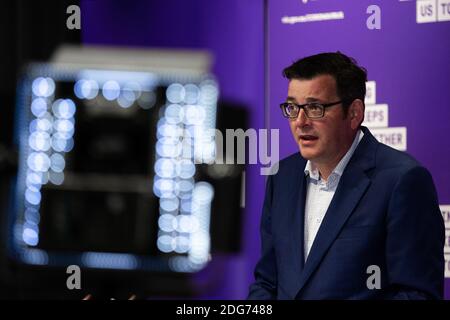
[268,0,450,299]
[81,0,265,299]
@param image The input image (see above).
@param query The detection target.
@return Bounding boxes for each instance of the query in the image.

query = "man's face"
[287,74,355,165]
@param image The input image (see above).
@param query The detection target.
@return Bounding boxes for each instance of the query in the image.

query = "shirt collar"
[304,129,364,181]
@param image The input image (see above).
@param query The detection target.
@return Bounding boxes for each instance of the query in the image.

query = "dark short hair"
[282,52,367,114]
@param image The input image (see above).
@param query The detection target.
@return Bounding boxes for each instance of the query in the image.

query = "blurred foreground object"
[8,45,245,285]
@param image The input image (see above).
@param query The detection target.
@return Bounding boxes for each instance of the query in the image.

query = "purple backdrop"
[80,0,449,299]
[268,0,450,299]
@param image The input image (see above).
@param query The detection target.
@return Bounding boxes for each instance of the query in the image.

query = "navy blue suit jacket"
[248,127,445,300]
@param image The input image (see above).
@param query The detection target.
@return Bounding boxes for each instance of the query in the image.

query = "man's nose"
[294,108,310,126]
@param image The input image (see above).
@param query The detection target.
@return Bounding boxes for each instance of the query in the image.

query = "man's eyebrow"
[286,96,296,102]
[285,96,321,103]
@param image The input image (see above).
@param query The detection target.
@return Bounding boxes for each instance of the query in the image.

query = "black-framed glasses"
[279,100,343,119]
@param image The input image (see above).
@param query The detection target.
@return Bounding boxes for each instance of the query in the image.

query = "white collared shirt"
[303,130,364,262]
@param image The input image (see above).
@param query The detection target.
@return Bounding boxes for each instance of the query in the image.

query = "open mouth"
[299,135,318,141]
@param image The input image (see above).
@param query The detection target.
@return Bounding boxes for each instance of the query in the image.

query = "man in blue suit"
[248,52,445,299]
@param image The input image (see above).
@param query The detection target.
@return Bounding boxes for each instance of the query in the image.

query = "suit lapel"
[295,127,377,297]
[292,173,307,269]
[283,159,307,294]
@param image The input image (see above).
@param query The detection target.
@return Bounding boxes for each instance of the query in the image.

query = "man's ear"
[349,99,364,130]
